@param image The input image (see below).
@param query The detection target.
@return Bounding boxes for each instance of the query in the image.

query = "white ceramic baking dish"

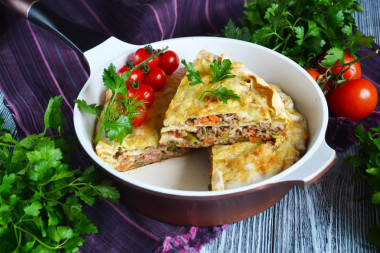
[73,36,336,225]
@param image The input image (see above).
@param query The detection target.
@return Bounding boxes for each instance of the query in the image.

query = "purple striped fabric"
[0,0,380,252]
[0,0,244,252]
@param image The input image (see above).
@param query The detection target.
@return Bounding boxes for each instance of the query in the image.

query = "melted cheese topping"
[160,50,292,133]
[210,85,308,191]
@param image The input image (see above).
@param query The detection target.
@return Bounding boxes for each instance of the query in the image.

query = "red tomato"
[318,51,361,80]
[131,106,147,127]
[133,48,159,67]
[143,66,167,91]
[305,68,332,92]
[332,51,361,80]
[159,50,179,75]
[305,69,321,82]
[117,65,143,86]
[326,78,378,121]
[127,83,155,107]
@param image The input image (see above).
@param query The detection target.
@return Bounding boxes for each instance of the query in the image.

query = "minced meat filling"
[112,145,188,171]
[184,114,241,126]
[169,123,284,145]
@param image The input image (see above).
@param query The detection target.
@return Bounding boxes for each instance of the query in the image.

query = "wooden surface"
[201,1,380,252]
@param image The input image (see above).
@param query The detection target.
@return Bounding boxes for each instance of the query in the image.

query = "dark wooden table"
[201,1,380,252]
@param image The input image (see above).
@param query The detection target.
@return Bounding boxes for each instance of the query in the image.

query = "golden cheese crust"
[210,84,308,191]
[159,50,292,147]
[95,68,189,171]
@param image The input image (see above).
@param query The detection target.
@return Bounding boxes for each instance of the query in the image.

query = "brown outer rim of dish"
[93,154,336,226]
[303,152,337,186]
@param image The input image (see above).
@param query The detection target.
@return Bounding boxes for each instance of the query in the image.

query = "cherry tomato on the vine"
[143,66,167,91]
[305,68,332,92]
[133,48,159,67]
[127,83,155,107]
[318,50,361,80]
[326,78,378,121]
[305,69,322,82]
[117,65,143,86]
[159,50,180,75]
[131,106,147,127]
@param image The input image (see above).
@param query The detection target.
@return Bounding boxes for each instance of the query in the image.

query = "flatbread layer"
[209,84,308,191]
[95,68,189,172]
[159,50,292,148]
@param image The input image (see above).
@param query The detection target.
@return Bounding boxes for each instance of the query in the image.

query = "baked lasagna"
[95,68,189,171]
[159,50,292,148]
[209,84,308,191]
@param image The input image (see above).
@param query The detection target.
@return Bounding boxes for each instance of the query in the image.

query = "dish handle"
[0,0,109,55]
[277,141,336,186]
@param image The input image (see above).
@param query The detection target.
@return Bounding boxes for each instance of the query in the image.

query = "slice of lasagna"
[159,50,292,148]
[95,68,189,172]
[209,85,308,191]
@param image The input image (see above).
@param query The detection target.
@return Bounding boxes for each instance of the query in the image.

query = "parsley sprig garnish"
[222,0,375,67]
[0,96,120,252]
[75,46,167,145]
[181,58,240,103]
[348,125,380,249]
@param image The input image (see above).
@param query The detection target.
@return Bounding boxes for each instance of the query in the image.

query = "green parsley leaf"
[320,48,344,66]
[74,99,103,116]
[104,115,132,144]
[222,20,251,41]
[0,173,16,195]
[44,96,66,133]
[181,59,203,86]
[0,96,120,252]
[372,192,380,205]
[103,64,127,95]
[0,118,10,134]
[95,182,121,200]
[369,225,380,248]
[348,125,380,248]
[222,0,375,67]
[24,201,43,216]
[182,58,240,103]
[210,59,235,85]
[209,86,241,104]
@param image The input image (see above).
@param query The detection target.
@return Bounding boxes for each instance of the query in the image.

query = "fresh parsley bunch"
[222,0,375,67]
[0,96,120,252]
[348,125,380,248]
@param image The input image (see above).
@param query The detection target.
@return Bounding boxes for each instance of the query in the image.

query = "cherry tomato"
[143,66,167,91]
[305,68,331,92]
[131,106,147,127]
[133,48,159,67]
[318,50,361,80]
[117,65,143,86]
[127,83,155,107]
[159,50,179,75]
[326,78,378,121]
[305,69,321,82]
